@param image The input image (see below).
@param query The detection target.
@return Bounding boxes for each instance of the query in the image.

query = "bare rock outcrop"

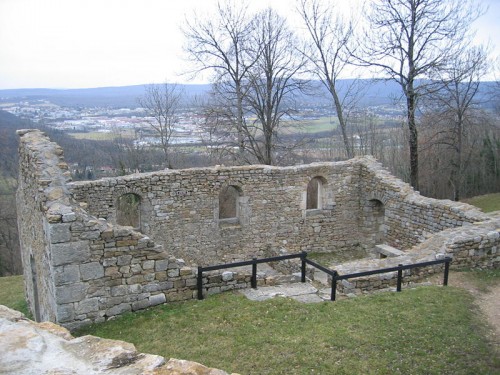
[0,305,238,375]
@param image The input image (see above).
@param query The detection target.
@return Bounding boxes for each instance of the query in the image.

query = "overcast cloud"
[0,0,498,89]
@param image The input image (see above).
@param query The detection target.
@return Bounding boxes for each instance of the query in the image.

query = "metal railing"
[197,252,452,301]
[197,252,307,300]
[329,257,452,301]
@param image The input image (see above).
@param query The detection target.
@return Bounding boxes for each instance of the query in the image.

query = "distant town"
[2,98,206,145]
[0,82,412,149]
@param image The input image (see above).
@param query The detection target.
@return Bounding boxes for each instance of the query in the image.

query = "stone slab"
[51,241,90,266]
[239,283,320,302]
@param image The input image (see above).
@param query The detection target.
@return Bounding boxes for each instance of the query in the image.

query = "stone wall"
[16,130,498,330]
[16,130,199,330]
[357,157,488,250]
[69,161,363,265]
[330,214,499,295]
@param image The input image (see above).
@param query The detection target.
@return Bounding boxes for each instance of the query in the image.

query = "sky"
[0,0,499,90]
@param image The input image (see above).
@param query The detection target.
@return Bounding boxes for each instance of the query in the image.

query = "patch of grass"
[0,275,30,317]
[76,286,499,374]
[298,117,339,133]
[460,269,500,292]
[462,193,500,213]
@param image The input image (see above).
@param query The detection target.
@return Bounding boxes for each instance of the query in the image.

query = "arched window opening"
[219,185,240,221]
[117,193,141,229]
[306,177,324,210]
[368,199,385,215]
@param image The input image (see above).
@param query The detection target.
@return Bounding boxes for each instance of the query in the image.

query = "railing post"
[331,271,338,301]
[397,264,403,292]
[197,266,204,300]
[251,258,257,289]
[301,251,307,283]
[443,258,450,286]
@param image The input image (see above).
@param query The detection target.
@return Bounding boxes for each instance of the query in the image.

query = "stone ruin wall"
[69,161,363,266]
[333,216,500,295]
[16,130,201,330]
[357,158,489,250]
[16,130,498,330]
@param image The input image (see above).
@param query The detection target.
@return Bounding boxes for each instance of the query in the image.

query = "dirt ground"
[445,272,500,353]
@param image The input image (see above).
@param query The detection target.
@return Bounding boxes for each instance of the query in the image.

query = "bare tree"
[359,0,482,190]
[183,1,258,159]
[111,127,152,174]
[243,8,309,165]
[421,46,490,200]
[297,0,358,158]
[185,3,308,166]
[138,83,183,169]
[200,82,256,165]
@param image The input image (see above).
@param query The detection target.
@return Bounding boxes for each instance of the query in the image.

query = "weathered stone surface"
[132,299,150,311]
[106,302,132,317]
[0,305,237,375]
[149,293,166,306]
[0,305,24,321]
[56,283,87,304]
[49,223,72,243]
[51,241,90,266]
[117,255,133,266]
[54,264,80,285]
[57,303,75,322]
[76,298,99,314]
[155,259,169,272]
[240,283,320,302]
[80,262,105,281]
[157,358,235,375]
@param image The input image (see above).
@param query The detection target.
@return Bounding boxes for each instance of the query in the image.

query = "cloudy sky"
[0,0,498,89]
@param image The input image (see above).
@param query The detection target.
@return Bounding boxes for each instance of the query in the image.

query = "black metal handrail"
[197,252,307,300]
[330,257,452,301]
[196,252,452,301]
[304,258,338,301]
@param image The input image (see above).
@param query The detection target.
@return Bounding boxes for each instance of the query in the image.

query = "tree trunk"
[407,89,419,190]
[236,80,245,156]
[332,87,353,159]
[453,112,464,201]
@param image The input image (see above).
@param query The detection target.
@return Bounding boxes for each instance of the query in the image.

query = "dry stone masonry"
[16,129,499,329]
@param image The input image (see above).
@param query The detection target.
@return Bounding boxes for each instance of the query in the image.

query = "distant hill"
[0,81,398,108]
[0,80,496,109]
[0,84,211,108]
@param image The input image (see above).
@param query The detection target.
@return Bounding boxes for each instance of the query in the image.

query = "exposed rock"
[0,305,236,375]
[151,359,238,375]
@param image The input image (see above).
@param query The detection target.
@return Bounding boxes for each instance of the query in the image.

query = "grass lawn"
[463,192,500,213]
[1,273,499,374]
[75,286,499,375]
[0,275,30,317]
